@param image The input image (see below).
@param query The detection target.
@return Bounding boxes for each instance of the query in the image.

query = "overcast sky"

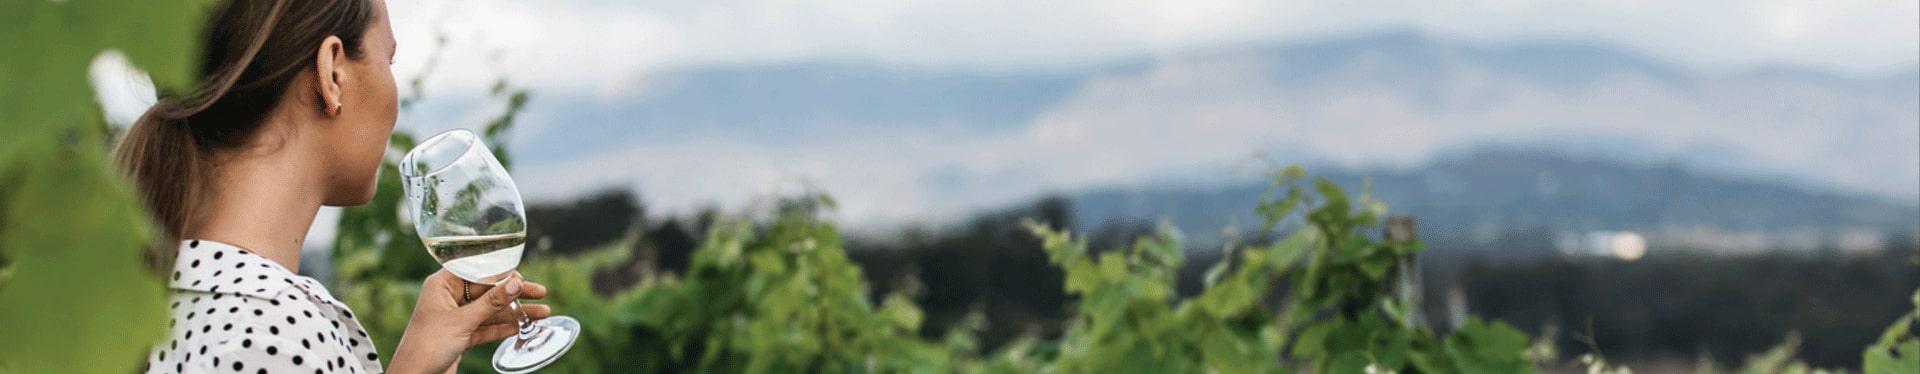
[387,0,1918,98]
[106,0,1919,138]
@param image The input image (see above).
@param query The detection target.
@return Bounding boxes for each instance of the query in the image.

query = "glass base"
[492,315,580,373]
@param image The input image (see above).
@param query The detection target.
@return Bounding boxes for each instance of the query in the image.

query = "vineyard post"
[1386,216,1426,329]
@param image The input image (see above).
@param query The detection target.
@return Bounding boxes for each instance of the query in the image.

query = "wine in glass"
[399,128,578,373]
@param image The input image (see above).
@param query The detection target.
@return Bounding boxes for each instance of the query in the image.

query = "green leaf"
[1291,321,1336,359]
[1256,187,1303,232]
[1443,318,1536,374]
[0,140,170,373]
[0,0,201,133]
[1864,341,1918,374]
[1312,178,1350,221]
[1328,351,1373,374]
[0,0,201,372]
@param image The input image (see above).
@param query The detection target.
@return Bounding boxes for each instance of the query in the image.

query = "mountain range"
[495,28,1919,233]
[1067,148,1920,256]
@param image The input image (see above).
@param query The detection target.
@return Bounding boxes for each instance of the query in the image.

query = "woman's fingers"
[460,277,549,302]
[520,281,548,299]
[428,271,564,335]
[468,322,522,347]
[459,275,524,321]
[481,303,553,325]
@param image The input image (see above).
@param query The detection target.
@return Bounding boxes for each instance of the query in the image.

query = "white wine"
[425,232,526,284]
[401,129,579,372]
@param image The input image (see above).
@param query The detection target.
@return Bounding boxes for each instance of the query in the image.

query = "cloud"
[378,0,1920,163]
[503,59,1319,228]
[95,0,1920,130]
[388,0,1918,99]
[514,47,1917,228]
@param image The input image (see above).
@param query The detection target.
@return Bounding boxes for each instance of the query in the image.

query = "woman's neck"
[187,120,328,272]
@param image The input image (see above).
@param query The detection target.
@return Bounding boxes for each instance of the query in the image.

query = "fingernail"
[505,277,522,294]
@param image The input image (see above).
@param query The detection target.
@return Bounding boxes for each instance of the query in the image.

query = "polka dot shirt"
[146,240,383,374]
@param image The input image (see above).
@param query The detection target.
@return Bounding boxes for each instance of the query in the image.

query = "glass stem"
[511,299,536,337]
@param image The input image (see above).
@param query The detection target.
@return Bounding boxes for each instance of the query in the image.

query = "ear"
[313,35,347,117]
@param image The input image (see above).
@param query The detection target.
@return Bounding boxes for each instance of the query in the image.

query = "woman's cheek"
[381,68,399,130]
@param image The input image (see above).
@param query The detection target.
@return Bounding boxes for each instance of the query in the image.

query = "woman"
[115,0,552,372]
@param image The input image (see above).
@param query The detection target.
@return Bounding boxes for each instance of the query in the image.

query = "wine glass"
[399,128,578,373]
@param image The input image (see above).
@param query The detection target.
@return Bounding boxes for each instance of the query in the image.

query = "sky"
[378,0,1916,224]
[88,0,1920,248]
[382,0,1918,99]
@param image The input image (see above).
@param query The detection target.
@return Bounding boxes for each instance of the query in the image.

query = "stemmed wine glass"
[399,128,579,373]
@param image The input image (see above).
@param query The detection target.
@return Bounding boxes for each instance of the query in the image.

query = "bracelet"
[463,280,474,304]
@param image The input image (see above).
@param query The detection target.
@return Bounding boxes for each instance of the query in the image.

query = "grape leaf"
[0,0,201,372]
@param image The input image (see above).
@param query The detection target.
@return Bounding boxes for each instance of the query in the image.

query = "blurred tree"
[1459,250,1920,369]
[526,188,645,256]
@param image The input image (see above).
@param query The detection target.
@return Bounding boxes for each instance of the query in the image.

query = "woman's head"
[115,0,397,242]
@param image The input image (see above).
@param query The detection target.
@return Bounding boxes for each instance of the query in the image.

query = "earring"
[332,102,344,115]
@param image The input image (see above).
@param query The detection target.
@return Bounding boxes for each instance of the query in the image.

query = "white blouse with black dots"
[146,239,384,374]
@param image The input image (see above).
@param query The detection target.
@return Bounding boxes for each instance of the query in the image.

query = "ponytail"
[112,0,338,273]
[115,0,375,271]
[115,99,206,264]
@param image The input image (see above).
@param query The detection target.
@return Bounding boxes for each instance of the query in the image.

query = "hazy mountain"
[1068,148,1920,256]
[507,28,1919,227]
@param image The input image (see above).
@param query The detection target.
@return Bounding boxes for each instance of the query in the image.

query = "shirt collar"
[169,239,303,299]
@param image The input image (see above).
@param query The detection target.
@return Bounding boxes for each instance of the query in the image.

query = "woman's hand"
[388,269,553,374]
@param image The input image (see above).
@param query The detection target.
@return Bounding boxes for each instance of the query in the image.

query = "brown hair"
[114,0,378,268]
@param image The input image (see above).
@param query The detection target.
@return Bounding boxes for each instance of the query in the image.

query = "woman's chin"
[323,185,379,207]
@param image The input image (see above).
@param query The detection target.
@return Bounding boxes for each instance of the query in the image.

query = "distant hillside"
[1067,149,1920,257]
